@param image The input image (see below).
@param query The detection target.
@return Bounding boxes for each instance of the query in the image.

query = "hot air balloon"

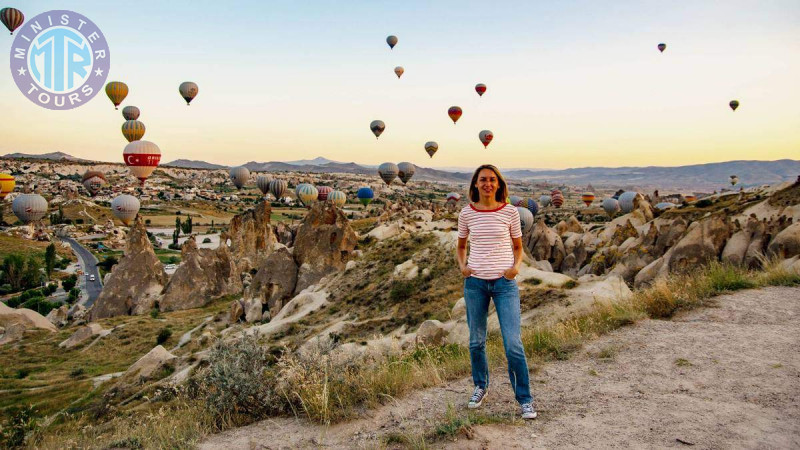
[517,207,534,234]
[179,82,199,106]
[602,198,620,218]
[229,166,250,190]
[269,179,287,201]
[618,191,637,213]
[357,186,374,207]
[370,120,385,139]
[81,170,106,196]
[509,195,523,207]
[446,192,461,203]
[317,186,332,201]
[424,141,438,158]
[581,192,595,207]
[475,83,486,97]
[105,82,128,110]
[527,198,539,216]
[655,202,675,211]
[684,194,697,203]
[386,35,398,49]
[296,183,318,207]
[12,193,47,224]
[121,120,145,142]
[397,162,415,185]
[394,66,404,78]
[110,194,140,226]
[657,43,666,53]
[729,100,739,111]
[539,195,551,207]
[378,162,399,185]
[122,106,140,121]
[479,130,493,148]
[328,190,346,208]
[123,141,161,185]
[256,174,272,197]
[730,175,739,186]
[0,7,23,35]
[0,173,15,200]
[551,194,564,208]
[448,106,462,124]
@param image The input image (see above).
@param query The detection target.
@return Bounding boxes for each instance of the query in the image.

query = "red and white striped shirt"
[458,203,522,280]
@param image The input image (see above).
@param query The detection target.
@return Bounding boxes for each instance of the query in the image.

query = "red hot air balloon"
[581,192,595,207]
[448,106,462,124]
[123,141,161,185]
[475,83,486,97]
[479,130,493,148]
[317,186,333,201]
[1,7,24,35]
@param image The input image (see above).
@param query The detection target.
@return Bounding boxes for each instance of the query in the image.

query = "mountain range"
[3,152,797,190]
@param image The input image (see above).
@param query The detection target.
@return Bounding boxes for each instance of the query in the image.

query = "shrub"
[695,199,713,208]
[389,281,415,302]
[0,405,38,448]
[202,237,212,244]
[199,333,275,424]
[156,328,172,345]
[69,367,85,378]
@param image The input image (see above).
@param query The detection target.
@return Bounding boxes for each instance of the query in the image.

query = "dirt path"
[200,286,800,449]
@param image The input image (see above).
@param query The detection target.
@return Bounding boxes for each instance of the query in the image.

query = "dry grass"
[17,260,799,448]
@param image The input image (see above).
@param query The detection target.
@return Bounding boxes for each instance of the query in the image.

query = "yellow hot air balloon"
[105,81,128,110]
[0,173,15,200]
[121,120,145,142]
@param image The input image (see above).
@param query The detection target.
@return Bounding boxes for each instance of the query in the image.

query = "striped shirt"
[458,203,522,280]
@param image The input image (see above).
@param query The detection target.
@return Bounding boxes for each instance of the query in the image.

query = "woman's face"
[475,168,499,200]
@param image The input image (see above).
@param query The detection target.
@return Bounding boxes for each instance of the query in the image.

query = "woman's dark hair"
[469,164,509,203]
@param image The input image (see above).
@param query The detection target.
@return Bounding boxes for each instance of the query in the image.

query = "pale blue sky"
[1,1,798,169]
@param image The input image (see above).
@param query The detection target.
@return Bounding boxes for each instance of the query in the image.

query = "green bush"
[0,405,38,448]
[156,328,172,345]
[389,281,415,302]
[19,297,59,316]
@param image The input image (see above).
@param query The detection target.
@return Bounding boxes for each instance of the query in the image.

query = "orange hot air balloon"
[448,106,462,124]
[105,81,128,110]
[479,130,493,148]
[581,192,595,207]
[684,194,697,202]
[394,66,404,78]
[475,83,486,97]
[0,173,15,199]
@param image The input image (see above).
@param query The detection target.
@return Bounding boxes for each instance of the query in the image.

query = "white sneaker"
[468,386,488,409]
[521,403,537,419]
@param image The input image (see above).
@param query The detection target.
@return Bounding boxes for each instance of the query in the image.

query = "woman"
[456,164,536,419]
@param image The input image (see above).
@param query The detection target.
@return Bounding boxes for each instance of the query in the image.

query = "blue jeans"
[464,276,532,404]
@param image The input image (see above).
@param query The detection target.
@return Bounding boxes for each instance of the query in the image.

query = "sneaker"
[468,386,488,409]
[521,403,537,419]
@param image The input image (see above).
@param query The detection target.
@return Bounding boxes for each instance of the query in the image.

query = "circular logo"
[9,10,110,110]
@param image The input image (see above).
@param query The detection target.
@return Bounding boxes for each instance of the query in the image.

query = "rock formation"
[767,222,800,259]
[243,243,298,319]
[158,235,242,311]
[292,201,357,293]
[527,219,567,271]
[90,216,168,319]
[0,302,56,345]
[224,201,277,273]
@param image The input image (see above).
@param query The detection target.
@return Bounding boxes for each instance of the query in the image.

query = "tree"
[68,287,81,304]
[175,217,182,237]
[181,216,192,235]
[44,244,56,278]
[62,274,77,292]
[2,254,25,291]
[21,257,42,290]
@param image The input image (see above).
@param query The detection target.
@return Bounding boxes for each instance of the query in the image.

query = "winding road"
[61,236,103,307]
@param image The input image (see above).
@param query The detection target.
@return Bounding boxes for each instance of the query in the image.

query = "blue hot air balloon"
[357,186,374,207]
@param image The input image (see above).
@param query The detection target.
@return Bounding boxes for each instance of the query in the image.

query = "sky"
[0,0,798,170]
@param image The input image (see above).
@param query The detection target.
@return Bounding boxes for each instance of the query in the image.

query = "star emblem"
[94,68,103,76]
[17,67,26,76]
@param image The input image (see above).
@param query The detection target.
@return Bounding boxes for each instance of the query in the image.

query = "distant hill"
[3,151,87,162]
[284,156,343,166]
[163,159,228,170]
[502,159,800,190]
[241,160,470,183]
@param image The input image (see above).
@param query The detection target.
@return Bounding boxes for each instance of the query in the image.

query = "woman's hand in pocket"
[502,266,519,280]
